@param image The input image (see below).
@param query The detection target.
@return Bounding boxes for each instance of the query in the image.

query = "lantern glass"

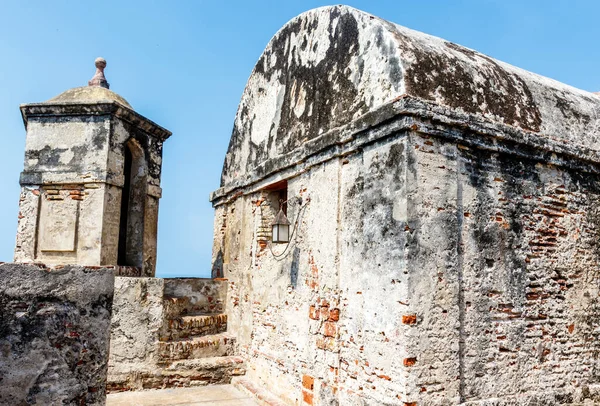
[272,223,290,243]
[279,224,289,242]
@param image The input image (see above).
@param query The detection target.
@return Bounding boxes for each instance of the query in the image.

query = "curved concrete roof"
[220,5,600,189]
[48,86,132,109]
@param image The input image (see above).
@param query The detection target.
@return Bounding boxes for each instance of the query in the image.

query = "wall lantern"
[271,208,291,243]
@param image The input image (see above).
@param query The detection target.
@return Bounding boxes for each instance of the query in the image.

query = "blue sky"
[0,1,598,277]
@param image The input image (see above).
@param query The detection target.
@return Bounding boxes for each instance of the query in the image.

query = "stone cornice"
[19,172,163,198]
[20,101,172,142]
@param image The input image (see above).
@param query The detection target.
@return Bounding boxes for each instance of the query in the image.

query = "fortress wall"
[214,117,600,405]
[0,263,114,406]
[210,7,600,404]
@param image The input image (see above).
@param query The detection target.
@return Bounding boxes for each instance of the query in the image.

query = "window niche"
[257,180,288,249]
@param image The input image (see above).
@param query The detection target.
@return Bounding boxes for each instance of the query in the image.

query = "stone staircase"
[149,292,246,388]
[107,277,245,392]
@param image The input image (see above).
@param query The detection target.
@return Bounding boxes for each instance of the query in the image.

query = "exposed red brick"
[568,324,575,334]
[403,357,417,367]
[378,374,391,381]
[328,308,340,321]
[302,390,313,405]
[302,375,314,390]
[404,402,417,406]
[402,314,417,325]
[309,305,320,320]
[324,322,337,337]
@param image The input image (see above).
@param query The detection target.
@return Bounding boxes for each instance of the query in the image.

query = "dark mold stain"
[554,90,593,127]
[91,126,108,150]
[398,39,543,132]
[222,7,368,185]
[290,247,300,288]
[26,146,68,167]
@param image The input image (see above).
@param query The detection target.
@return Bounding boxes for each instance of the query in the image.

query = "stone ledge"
[108,357,246,392]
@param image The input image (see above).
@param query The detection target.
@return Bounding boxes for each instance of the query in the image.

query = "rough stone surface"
[107,277,165,386]
[211,5,600,406]
[0,263,114,405]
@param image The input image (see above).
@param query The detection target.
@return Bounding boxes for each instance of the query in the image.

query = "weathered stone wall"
[15,183,109,265]
[0,263,114,405]
[405,132,600,405]
[214,128,600,405]
[164,278,228,314]
[213,139,412,405]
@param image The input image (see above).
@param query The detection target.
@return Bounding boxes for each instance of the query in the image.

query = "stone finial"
[88,57,109,89]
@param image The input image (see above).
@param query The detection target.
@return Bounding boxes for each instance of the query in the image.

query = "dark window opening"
[117,140,147,268]
[264,180,288,214]
[117,146,132,265]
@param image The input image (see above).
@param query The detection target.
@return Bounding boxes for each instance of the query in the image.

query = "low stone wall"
[0,263,114,406]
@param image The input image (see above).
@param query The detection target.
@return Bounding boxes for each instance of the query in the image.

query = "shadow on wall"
[212,249,224,278]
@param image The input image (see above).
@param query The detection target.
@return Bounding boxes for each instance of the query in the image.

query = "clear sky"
[0,1,598,277]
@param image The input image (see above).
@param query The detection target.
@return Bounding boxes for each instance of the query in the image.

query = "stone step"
[158,333,236,362]
[159,313,228,341]
[107,356,246,392]
[163,295,224,318]
[233,378,288,406]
